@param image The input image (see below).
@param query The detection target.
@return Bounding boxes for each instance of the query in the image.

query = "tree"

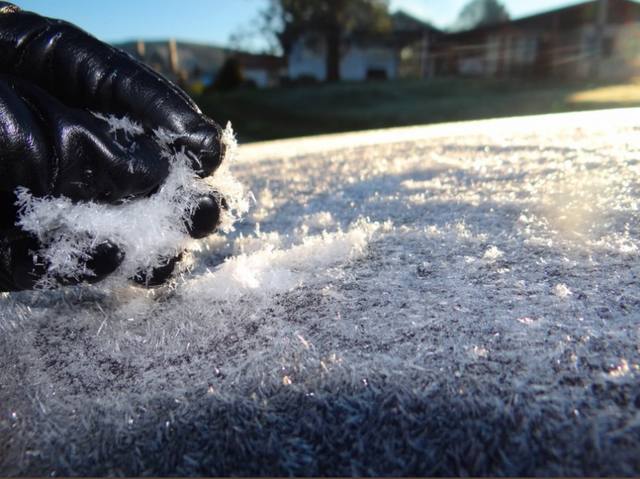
[210,57,244,92]
[451,0,510,32]
[262,0,391,82]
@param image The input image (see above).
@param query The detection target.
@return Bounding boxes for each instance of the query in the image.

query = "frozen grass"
[0,109,639,475]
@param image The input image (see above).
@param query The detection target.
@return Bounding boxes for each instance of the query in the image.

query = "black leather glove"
[0,2,226,290]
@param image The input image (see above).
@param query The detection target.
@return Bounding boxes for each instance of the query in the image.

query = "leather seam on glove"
[14,22,53,69]
[92,51,119,99]
[13,85,61,192]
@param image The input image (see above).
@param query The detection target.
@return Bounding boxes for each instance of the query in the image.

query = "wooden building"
[434,0,640,79]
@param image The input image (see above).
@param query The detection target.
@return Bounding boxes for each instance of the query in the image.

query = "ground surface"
[1,109,640,476]
[196,77,640,142]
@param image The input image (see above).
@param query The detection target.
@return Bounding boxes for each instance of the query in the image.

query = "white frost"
[2,109,640,475]
[553,283,573,298]
[183,218,381,302]
[14,120,248,286]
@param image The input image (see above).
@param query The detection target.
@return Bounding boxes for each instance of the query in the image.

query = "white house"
[287,11,441,82]
[236,53,287,88]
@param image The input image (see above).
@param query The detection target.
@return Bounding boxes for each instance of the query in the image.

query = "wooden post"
[592,0,609,77]
[420,32,430,78]
[168,38,179,75]
[136,40,145,59]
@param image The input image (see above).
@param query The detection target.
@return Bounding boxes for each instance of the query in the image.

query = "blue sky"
[13,0,588,47]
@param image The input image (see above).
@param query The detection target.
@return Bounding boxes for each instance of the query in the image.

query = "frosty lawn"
[1,109,639,475]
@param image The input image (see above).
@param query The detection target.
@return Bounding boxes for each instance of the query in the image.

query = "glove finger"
[0,6,224,177]
[1,75,170,202]
[0,76,54,197]
[0,191,24,240]
[186,194,228,239]
[1,236,124,291]
[132,192,228,287]
[0,236,46,291]
[131,254,181,288]
[82,241,126,284]
[170,123,225,178]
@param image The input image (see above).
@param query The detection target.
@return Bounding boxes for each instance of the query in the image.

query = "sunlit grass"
[568,77,640,104]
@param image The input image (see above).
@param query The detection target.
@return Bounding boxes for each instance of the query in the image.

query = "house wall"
[503,34,538,74]
[547,26,592,77]
[457,54,485,75]
[288,37,327,80]
[604,22,640,78]
[573,22,640,79]
[485,34,501,75]
[544,23,640,79]
[397,39,431,78]
[457,32,539,77]
[244,69,270,88]
[288,36,399,81]
[340,45,398,80]
[451,21,640,80]
[243,67,287,88]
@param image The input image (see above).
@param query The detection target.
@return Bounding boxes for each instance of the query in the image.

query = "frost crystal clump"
[15,120,248,287]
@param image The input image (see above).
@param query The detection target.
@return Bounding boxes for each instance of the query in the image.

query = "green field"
[194,77,640,143]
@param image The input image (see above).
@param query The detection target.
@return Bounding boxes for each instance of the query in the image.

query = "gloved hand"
[0,2,227,291]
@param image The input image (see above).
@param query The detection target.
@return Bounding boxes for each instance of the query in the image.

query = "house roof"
[447,0,640,39]
[235,53,286,71]
[391,10,442,34]
[342,10,443,47]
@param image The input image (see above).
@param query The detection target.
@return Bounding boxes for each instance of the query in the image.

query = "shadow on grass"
[8,381,640,476]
